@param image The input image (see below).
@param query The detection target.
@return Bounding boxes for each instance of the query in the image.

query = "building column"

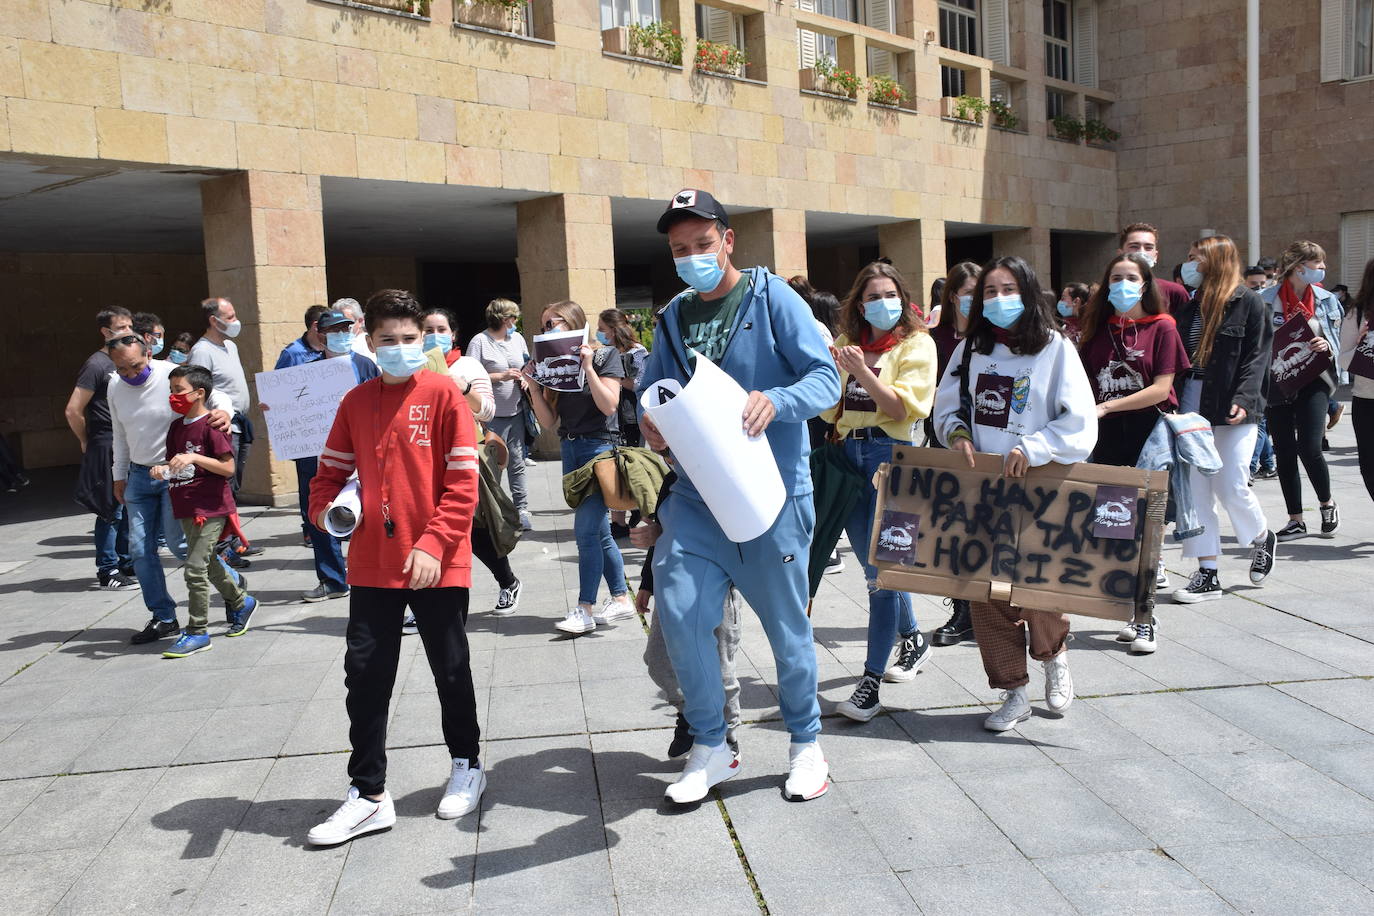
[516,193,615,456]
[879,219,946,311]
[731,208,807,281]
[992,227,1052,279]
[201,171,327,506]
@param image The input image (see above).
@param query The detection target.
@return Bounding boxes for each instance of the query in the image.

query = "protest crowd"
[33,187,1374,849]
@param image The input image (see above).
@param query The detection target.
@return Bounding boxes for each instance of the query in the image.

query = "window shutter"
[868,46,894,76]
[798,1,818,68]
[1341,212,1374,288]
[863,0,892,33]
[704,6,735,45]
[1073,0,1098,88]
[1320,0,1346,82]
[982,0,1009,65]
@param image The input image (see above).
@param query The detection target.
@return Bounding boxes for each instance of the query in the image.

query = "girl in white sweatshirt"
[932,256,1099,732]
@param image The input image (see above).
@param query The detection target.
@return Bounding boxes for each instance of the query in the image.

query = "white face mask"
[215,315,242,339]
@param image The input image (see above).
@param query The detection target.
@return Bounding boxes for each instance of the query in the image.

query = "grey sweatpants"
[644,586,742,730]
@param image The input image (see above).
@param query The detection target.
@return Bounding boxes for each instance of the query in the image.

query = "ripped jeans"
[842,432,919,677]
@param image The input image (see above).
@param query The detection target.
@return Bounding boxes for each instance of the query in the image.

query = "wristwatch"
[461,378,473,395]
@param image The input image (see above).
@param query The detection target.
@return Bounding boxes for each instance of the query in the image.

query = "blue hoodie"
[640,267,840,502]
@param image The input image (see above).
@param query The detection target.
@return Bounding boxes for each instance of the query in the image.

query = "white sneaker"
[1155,559,1169,589]
[306,786,396,846]
[984,686,1032,732]
[783,741,829,801]
[555,606,596,635]
[519,511,533,531]
[594,595,637,624]
[665,742,740,804]
[436,758,486,819]
[1044,654,1074,714]
[1116,622,1137,642]
[1131,619,1158,655]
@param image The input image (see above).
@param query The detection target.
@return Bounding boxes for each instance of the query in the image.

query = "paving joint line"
[714,794,769,915]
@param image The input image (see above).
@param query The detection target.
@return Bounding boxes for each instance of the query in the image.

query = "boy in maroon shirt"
[152,365,255,658]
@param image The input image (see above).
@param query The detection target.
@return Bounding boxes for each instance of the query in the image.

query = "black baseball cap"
[657,188,729,233]
[317,309,352,331]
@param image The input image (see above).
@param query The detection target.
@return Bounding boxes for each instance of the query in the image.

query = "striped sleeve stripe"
[446,459,479,471]
[447,446,478,457]
[320,457,355,471]
[322,447,356,460]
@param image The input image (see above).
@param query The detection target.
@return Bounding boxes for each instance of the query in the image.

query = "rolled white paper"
[324,477,361,538]
[641,353,786,542]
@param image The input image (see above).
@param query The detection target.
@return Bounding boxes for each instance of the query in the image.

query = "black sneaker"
[1256,465,1278,480]
[98,570,140,591]
[1249,530,1278,584]
[932,598,974,646]
[117,565,138,580]
[493,578,521,615]
[221,550,251,570]
[1172,568,1223,603]
[1276,519,1307,542]
[836,672,882,722]
[668,712,692,759]
[402,613,418,635]
[609,522,631,539]
[131,618,180,644]
[1320,503,1339,538]
[302,582,349,603]
[238,544,265,558]
[884,630,931,682]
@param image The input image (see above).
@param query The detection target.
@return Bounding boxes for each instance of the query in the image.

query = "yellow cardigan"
[819,331,937,443]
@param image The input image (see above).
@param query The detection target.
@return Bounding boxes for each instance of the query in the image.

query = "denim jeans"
[842,434,919,676]
[125,465,183,621]
[94,506,130,576]
[296,457,347,591]
[560,437,626,605]
[1249,416,1275,472]
[487,414,529,513]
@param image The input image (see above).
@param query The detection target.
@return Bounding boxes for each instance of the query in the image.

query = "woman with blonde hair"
[523,300,634,635]
[820,261,938,722]
[468,298,533,530]
[1171,235,1278,603]
[1259,240,1343,541]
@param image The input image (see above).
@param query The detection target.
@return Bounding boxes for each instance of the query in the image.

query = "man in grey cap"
[268,306,379,601]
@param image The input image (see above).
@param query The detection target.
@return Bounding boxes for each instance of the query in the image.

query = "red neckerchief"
[1279,282,1315,321]
[444,348,462,366]
[1109,312,1174,331]
[859,324,903,353]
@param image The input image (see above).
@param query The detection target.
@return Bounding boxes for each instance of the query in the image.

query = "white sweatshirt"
[933,331,1098,466]
[1338,310,1374,400]
[109,360,234,481]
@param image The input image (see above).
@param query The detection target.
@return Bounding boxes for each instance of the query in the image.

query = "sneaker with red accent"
[783,741,829,801]
[664,742,739,804]
[306,787,396,847]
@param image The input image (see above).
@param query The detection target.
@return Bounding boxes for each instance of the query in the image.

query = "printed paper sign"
[1091,485,1140,540]
[532,328,587,393]
[843,367,881,413]
[1271,315,1330,397]
[874,510,920,565]
[255,358,359,461]
[974,373,1013,429]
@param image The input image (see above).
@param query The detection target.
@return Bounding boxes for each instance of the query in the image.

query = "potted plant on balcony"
[799,56,859,99]
[989,96,1020,130]
[866,74,908,108]
[1083,118,1121,146]
[695,37,748,77]
[941,94,987,124]
[603,20,684,65]
[454,0,525,33]
[1051,114,1086,142]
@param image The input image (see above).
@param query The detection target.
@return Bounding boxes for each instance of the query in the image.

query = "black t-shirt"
[76,350,114,438]
[556,346,627,439]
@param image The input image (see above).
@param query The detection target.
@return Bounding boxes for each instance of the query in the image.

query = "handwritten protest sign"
[532,328,587,392]
[868,447,1168,621]
[255,358,358,461]
[1271,314,1331,398]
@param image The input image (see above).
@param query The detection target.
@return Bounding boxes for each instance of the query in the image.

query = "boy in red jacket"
[305,289,482,847]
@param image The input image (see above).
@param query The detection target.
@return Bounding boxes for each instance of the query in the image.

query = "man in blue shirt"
[640,190,840,805]
[272,306,379,602]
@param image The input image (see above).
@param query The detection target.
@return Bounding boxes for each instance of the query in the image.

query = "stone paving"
[2,410,1374,915]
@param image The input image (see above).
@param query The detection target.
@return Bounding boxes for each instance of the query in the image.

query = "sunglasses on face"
[105,335,140,349]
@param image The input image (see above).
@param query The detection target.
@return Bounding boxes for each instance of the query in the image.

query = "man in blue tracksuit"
[640,189,840,804]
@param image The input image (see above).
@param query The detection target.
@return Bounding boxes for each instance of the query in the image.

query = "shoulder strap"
[956,338,975,431]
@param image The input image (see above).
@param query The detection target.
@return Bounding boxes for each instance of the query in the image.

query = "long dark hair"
[598,308,640,351]
[1077,254,1165,347]
[967,256,1054,356]
[1351,257,1374,326]
[840,261,923,342]
[936,261,981,331]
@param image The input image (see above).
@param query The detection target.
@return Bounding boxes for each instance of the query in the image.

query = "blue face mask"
[1108,280,1143,313]
[1298,266,1325,288]
[982,294,1025,330]
[168,349,188,365]
[326,331,353,354]
[595,330,612,347]
[505,325,515,340]
[673,244,725,293]
[150,336,165,356]
[423,332,453,354]
[1179,260,1203,289]
[957,294,973,317]
[863,297,904,331]
[1057,300,1075,318]
[375,343,427,379]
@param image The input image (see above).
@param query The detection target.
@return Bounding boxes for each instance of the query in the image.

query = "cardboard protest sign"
[1348,327,1374,381]
[1271,314,1331,398]
[532,328,587,392]
[868,447,1168,622]
[255,358,358,461]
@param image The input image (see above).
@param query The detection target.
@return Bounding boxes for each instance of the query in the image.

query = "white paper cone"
[324,477,361,538]
[641,354,786,542]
